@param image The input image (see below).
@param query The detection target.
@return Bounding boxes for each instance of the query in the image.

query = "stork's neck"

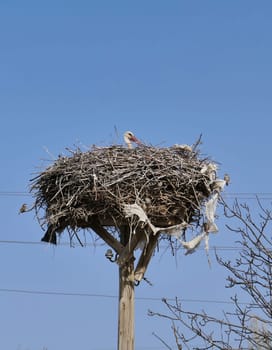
[124,135,133,149]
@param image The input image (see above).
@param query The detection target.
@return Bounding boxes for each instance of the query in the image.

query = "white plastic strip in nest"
[123,203,187,237]
[181,230,211,257]
[200,162,218,181]
[205,192,219,233]
[181,177,227,255]
[173,144,193,152]
[181,231,211,267]
[204,178,227,233]
[180,232,207,255]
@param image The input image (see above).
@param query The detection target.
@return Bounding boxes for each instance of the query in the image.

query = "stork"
[123,131,141,149]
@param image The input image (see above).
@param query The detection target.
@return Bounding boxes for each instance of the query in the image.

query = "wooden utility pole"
[118,226,135,350]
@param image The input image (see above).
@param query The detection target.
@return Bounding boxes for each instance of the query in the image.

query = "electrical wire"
[0,239,103,246]
[0,239,244,251]
[0,191,31,196]
[0,287,251,305]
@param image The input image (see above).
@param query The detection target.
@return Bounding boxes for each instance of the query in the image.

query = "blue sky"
[0,1,272,349]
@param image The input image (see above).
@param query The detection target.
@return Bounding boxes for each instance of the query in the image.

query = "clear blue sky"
[0,1,272,349]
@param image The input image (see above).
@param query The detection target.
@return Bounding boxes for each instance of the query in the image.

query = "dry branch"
[134,233,160,282]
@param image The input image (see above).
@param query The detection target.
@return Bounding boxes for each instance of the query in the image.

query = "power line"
[0,239,103,247]
[0,287,251,305]
[0,191,31,196]
[0,239,244,251]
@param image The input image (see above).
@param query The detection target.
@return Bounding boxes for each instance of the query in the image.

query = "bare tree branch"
[150,198,272,349]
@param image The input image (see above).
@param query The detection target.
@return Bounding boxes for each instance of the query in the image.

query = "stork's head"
[123,131,141,149]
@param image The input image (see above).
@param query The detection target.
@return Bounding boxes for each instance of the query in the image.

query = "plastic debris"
[123,203,187,237]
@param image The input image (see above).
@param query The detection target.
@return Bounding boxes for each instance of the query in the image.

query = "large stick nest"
[30,142,217,243]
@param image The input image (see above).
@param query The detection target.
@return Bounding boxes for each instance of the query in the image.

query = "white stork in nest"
[123,131,141,149]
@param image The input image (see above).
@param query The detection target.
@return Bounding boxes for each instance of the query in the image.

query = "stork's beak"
[130,135,141,145]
